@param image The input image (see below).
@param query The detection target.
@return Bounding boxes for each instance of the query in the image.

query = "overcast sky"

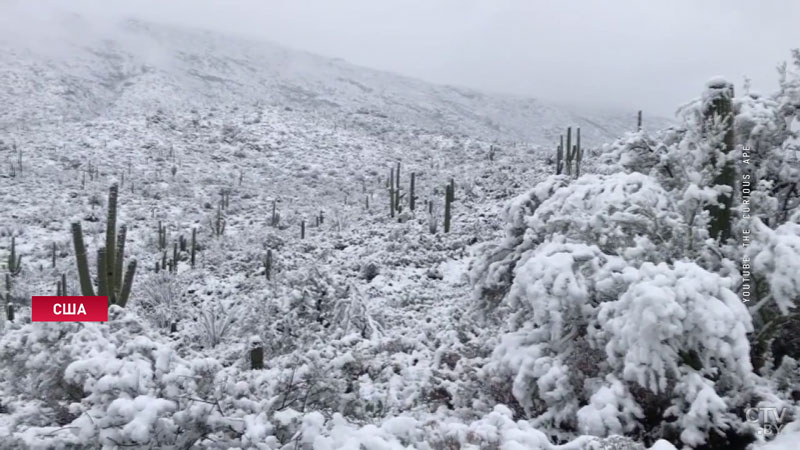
[4,0,800,116]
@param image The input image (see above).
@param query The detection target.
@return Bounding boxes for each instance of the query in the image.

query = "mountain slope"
[0,17,672,146]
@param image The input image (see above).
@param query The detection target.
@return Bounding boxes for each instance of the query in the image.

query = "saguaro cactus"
[56,273,67,296]
[4,273,11,303]
[575,128,583,178]
[72,223,94,296]
[191,228,197,268]
[637,110,643,131]
[444,183,454,233]
[271,200,279,227]
[410,172,416,211]
[555,144,564,175]
[251,342,264,370]
[703,79,736,242]
[264,249,272,280]
[557,127,583,178]
[565,127,573,176]
[71,184,137,307]
[389,167,396,218]
[6,237,22,276]
[396,162,401,191]
[172,242,178,274]
[212,203,226,237]
[157,221,167,250]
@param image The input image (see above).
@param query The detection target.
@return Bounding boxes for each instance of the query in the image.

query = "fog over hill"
[0,16,672,146]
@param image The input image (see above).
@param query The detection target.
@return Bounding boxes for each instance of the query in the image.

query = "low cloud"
[1,0,798,116]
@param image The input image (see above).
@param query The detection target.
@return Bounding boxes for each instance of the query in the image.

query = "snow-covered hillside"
[2,11,800,450]
[0,17,671,146]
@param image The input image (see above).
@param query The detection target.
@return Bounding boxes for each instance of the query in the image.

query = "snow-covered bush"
[596,131,670,177]
[135,271,184,329]
[469,105,800,446]
[470,172,686,318]
[0,308,223,447]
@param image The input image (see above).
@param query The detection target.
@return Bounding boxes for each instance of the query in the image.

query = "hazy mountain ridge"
[0,17,672,146]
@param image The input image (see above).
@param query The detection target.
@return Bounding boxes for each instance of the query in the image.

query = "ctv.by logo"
[745,407,790,436]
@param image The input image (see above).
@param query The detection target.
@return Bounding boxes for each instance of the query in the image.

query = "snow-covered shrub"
[135,271,184,329]
[471,154,775,447]
[469,175,571,313]
[597,131,670,177]
[595,261,754,446]
[194,299,238,348]
[0,308,225,447]
[479,236,762,446]
[331,283,384,339]
[525,173,684,261]
[470,172,685,318]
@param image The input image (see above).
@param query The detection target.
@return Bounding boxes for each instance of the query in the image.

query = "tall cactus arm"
[118,260,137,308]
[97,248,109,299]
[71,222,95,297]
[105,184,118,288]
[114,225,127,294]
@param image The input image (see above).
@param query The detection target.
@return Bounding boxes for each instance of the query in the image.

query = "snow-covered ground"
[1,13,800,450]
